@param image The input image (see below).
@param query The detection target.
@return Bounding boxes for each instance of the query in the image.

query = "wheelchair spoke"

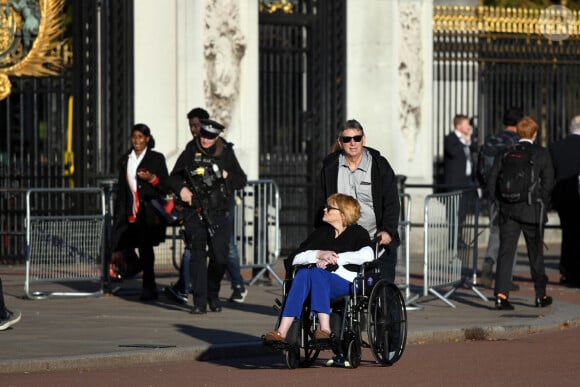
[367,280,408,365]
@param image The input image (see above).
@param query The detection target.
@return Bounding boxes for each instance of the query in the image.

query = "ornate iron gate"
[259,0,346,253]
[1,0,133,262]
[433,5,580,185]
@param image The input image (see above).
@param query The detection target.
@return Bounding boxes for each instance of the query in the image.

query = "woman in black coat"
[111,124,169,301]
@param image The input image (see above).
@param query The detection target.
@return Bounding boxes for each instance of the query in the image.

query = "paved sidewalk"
[1,258,580,374]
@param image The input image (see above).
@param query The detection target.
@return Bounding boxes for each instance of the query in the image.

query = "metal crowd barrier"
[422,189,487,307]
[233,179,282,285]
[25,188,106,299]
[396,193,419,307]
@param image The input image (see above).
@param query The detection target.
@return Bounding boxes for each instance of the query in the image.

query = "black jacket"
[167,137,247,212]
[549,134,580,212]
[487,141,554,224]
[112,148,169,250]
[319,147,400,249]
[443,131,476,190]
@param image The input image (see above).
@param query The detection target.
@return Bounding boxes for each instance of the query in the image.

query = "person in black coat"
[549,116,580,287]
[111,124,170,301]
[167,119,247,314]
[443,114,476,191]
[487,116,554,310]
[319,119,400,283]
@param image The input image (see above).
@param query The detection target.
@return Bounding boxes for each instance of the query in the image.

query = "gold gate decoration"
[0,0,65,100]
[433,5,580,36]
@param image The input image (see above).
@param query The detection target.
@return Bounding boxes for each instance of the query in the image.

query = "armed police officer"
[168,119,247,314]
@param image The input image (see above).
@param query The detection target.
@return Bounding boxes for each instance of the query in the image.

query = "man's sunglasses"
[340,135,363,143]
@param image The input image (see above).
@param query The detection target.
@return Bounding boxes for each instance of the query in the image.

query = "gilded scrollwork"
[0,0,64,100]
[433,4,579,37]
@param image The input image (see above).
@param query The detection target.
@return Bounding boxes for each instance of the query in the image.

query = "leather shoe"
[139,288,158,301]
[190,305,207,314]
[314,328,331,340]
[495,297,514,310]
[208,298,222,312]
[263,330,285,342]
[535,295,553,308]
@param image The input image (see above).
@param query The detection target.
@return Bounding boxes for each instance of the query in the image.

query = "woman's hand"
[137,169,156,183]
[315,250,338,266]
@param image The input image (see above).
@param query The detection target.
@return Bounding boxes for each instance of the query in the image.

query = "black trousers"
[138,246,156,290]
[185,212,230,307]
[557,207,580,283]
[378,247,398,284]
[494,217,547,298]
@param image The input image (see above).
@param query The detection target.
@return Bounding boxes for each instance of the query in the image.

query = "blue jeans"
[225,197,244,289]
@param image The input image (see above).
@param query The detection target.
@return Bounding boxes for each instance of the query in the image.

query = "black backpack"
[496,144,538,205]
[477,132,518,186]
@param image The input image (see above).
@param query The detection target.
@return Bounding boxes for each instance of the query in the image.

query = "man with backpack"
[477,108,522,289]
[487,116,554,310]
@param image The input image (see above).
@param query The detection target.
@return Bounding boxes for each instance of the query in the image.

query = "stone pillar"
[347,0,434,255]
[133,0,259,179]
[346,0,433,185]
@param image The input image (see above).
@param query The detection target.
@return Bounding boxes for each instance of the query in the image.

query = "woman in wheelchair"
[264,193,373,343]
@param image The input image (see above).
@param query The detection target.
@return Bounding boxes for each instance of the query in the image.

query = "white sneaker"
[0,310,21,331]
[229,286,248,303]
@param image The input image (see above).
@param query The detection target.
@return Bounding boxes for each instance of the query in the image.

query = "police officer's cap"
[200,119,225,139]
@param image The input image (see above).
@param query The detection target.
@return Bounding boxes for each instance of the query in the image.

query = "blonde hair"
[327,193,361,226]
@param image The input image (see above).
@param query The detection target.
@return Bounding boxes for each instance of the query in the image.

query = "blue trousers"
[282,268,351,318]
[226,197,244,289]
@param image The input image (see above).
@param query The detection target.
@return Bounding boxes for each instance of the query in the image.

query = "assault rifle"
[182,166,220,237]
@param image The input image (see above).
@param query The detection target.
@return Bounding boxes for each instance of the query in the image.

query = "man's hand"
[376,231,392,245]
[179,187,193,206]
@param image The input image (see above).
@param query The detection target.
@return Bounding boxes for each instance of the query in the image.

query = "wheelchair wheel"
[367,280,407,365]
[285,344,300,369]
[346,337,361,369]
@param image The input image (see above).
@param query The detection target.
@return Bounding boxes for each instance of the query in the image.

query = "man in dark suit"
[443,115,477,250]
[443,114,476,191]
[488,116,554,310]
[549,116,580,287]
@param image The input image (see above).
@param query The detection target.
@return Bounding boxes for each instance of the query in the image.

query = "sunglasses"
[340,135,363,143]
[324,205,341,212]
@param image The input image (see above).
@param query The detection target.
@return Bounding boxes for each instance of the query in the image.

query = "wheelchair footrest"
[263,339,292,351]
[308,339,334,351]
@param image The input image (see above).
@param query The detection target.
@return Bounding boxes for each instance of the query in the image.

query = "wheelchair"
[265,248,407,369]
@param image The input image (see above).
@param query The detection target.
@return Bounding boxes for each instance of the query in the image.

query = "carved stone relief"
[203,0,246,128]
[398,1,423,160]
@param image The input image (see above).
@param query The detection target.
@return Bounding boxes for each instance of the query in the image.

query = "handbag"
[149,195,186,226]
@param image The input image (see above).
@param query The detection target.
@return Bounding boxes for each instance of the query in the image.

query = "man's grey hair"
[570,116,580,133]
